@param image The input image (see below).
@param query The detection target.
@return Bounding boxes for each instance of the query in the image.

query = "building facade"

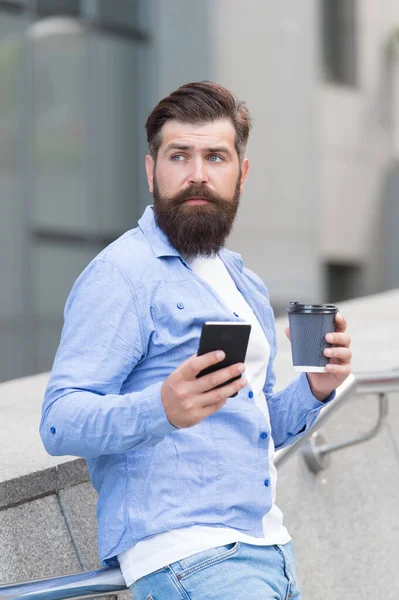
[0,0,397,382]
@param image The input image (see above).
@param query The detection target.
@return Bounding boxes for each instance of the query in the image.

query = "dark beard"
[152,176,241,259]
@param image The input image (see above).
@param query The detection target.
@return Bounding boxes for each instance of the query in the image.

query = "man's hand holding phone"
[161,351,247,429]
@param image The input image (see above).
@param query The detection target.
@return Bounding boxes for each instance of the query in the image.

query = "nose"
[189,158,208,184]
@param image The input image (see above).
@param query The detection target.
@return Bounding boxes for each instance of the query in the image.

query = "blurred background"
[1,0,399,383]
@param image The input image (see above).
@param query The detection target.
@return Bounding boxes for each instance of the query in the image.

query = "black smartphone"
[196,322,251,397]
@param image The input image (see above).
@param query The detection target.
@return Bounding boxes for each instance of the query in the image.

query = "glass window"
[321,0,358,86]
[32,22,143,236]
[0,1,26,9]
[0,2,150,381]
[83,0,147,33]
[325,262,363,301]
[0,14,20,318]
[36,0,80,17]
[90,0,138,30]
[0,12,27,382]
[32,22,90,233]
[30,20,146,375]
[34,242,101,372]
[84,30,142,233]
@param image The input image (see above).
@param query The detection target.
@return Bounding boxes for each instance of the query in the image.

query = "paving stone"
[278,392,399,599]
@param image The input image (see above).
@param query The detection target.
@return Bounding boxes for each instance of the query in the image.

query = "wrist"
[306,374,334,403]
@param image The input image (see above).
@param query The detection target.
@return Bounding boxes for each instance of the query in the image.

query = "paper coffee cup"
[286,302,338,373]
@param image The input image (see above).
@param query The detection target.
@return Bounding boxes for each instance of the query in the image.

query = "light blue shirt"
[40,206,334,566]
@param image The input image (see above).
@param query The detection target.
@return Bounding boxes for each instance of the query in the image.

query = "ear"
[145,155,155,193]
[239,158,249,193]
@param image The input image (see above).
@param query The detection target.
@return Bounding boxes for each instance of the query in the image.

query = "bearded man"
[40,81,352,600]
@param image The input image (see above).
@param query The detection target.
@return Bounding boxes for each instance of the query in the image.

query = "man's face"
[145,118,249,258]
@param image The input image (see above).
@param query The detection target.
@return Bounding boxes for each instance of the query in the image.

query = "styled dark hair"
[145,81,252,161]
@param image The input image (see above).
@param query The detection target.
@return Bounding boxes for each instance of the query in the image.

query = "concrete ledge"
[0,459,89,510]
[0,372,76,485]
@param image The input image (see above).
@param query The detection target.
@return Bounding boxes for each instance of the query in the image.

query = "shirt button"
[50,427,56,435]
[248,391,254,399]
[264,479,270,487]
[260,432,268,440]
[177,302,185,309]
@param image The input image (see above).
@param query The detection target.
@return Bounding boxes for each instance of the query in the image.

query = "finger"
[195,362,246,394]
[285,327,291,341]
[325,363,352,375]
[200,376,248,407]
[325,332,351,347]
[199,398,228,420]
[180,350,225,381]
[334,312,347,332]
[324,347,352,363]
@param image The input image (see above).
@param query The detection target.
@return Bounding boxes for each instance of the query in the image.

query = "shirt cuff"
[298,372,336,412]
[137,380,178,440]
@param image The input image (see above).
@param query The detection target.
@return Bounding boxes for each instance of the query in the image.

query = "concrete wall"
[1,290,398,599]
[320,0,399,295]
[210,0,323,312]
[150,0,399,307]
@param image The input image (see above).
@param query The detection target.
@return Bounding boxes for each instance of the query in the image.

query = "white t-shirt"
[118,254,290,586]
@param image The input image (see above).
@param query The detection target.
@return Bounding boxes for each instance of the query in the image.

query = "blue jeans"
[130,541,301,599]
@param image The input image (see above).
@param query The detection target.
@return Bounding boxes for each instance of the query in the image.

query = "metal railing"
[274,370,399,470]
[1,370,398,600]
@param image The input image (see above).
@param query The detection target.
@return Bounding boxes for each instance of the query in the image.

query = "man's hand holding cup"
[285,302,352,402]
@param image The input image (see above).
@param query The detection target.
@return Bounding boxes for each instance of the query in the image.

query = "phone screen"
[196,322,251,396]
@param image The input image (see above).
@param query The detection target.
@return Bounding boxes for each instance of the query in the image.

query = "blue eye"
[171,154,185,161]
[208,155,223,162]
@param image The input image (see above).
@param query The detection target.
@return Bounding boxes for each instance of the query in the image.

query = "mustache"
[172,184,222,205]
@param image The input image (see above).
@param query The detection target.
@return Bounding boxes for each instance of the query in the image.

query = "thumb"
[284,326,291,341]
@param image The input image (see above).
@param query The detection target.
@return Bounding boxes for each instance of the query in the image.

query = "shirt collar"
[138,205,180,258]
[138,205,244,271]
[219,247,244,272]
